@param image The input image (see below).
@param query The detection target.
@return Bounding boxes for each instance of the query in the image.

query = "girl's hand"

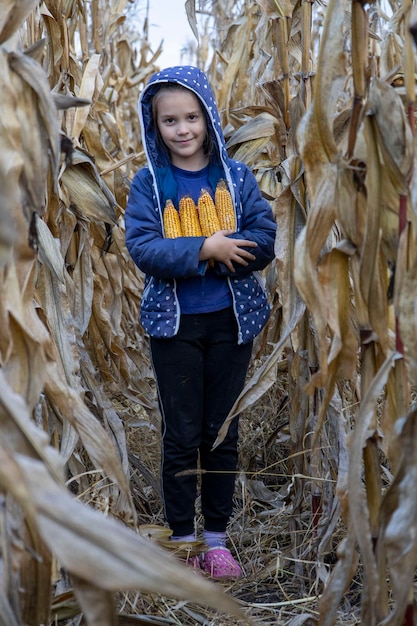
[199,230,257,272]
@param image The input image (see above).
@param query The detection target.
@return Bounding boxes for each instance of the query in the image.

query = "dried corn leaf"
[185,0,199,42]
[35,214,65,283]
[355,115,389,348]
[395,227,417,386]
[0,369,63,482]
[8,51,59,173]
[380,31,403,78]
[296,174,338,270]
[226,112,277,148]
[0,503,23,626]
[60,149,117,225]
[0,0,37,44]
[69,575,118,626]
[138,524,173,541]
[42,0,72,86]
[286,93,307,156]
[6,311,50,410]
[215,20,251,121]
[378,407,417,626]
[81,116,117,173]
[293,181,338,384]
[0,189,15,264]
[347,351,397,621]
[8,50,59,220]
[20,515,52,626]
[257,168,282,200]
[256,0,294,19]
[0,592,19,626]
[334,162,365,250]
[71,53,101,143]
[0,438,37,519]
[368,79,414,194]
[44,365,133,504]
[1,259,56,411]
[116,38,132,76]
[214,298,305,448]
[96,249,125,340]
[99,110,122,149]
[80,356,131,504]
[36,263,79,389]
[108,1,128,36]
[86,249,131,384]
[318,533,359,626]
[275,154,306,331]
[67,224,94,336]
[0,51,29,242]
[232,136,274,165]
[50,589,83,621]
[311,249,357,441]
[53,93,91,111]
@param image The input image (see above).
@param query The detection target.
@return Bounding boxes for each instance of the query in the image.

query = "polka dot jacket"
[125,66,277,345]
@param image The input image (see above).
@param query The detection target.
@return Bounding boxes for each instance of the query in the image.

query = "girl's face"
[155,88,208,171]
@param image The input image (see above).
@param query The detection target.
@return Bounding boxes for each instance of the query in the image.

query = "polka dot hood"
[140,66,229,173]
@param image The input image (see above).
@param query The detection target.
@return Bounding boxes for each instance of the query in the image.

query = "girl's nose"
[176,121,188,134]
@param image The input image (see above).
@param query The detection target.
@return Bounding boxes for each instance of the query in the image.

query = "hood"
[139,66,233,206]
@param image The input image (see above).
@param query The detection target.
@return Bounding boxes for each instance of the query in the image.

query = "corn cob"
[215,179,236,231]
[179,195,202,236]
[198,188,221,237]
[163,199,182,238]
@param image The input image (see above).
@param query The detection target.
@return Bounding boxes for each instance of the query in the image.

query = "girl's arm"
[125,170,208,279]
[199,230,258,272]
[125,166,276,278]
[210,165,276,276]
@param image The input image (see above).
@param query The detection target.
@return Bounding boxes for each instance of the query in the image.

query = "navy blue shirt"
[172,165,232,314]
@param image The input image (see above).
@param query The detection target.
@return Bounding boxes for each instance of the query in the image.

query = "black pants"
[150,307,253,536]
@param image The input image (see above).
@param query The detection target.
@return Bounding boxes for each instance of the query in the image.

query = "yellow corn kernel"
[198,188,221,237]
[215,179,236,231]
[179,195,202,236]
[163,199,182,238]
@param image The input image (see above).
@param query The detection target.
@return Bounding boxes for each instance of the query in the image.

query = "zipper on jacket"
[227,277,243,345]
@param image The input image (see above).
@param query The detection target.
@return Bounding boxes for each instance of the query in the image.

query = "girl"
[125,66,276,578]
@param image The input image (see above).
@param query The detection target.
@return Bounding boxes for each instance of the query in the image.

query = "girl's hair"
[151,83,214,159]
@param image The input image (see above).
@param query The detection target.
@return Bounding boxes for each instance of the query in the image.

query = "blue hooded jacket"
[125,66,276,344]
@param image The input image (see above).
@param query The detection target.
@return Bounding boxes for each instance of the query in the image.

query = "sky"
[146,0,197,68]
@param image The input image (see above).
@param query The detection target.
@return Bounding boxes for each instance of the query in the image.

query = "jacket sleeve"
[124,169,208,279]
[214,164,276,277]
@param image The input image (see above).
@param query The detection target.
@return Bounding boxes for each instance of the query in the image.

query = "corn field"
[1,0,417,624]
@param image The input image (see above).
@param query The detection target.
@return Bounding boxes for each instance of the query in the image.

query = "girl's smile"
[155,89,208,170]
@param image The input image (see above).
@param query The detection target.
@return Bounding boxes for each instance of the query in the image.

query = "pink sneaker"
[202,547,242,579]
[185,554,201,570]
